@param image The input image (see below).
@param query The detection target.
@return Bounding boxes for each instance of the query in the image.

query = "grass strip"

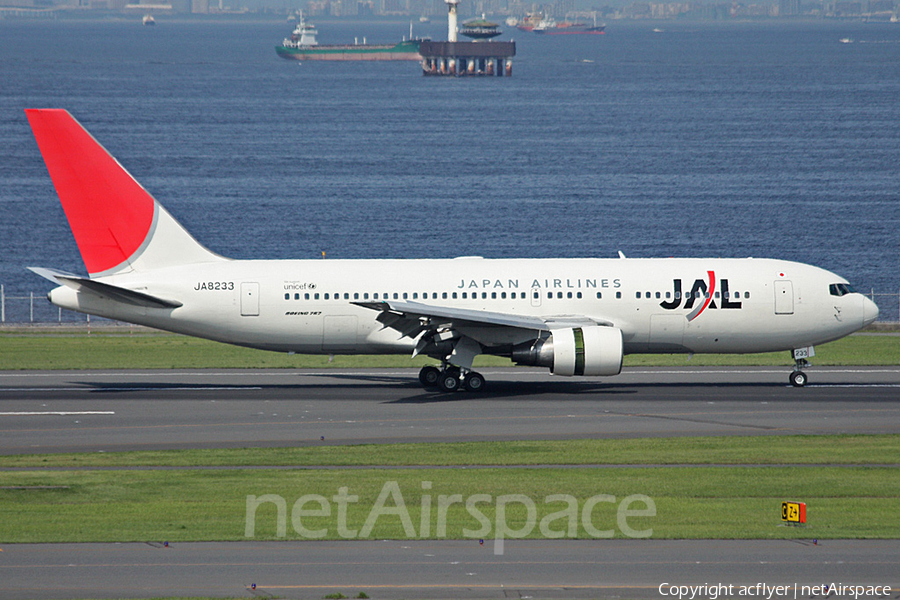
[1,435,897,469]
[0,466,897,543]
[0,331,898,370]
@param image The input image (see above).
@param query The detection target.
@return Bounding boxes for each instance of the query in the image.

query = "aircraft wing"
[353,300,613,367]
[356,300,542,332]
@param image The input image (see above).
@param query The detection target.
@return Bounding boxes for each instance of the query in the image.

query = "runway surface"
[0,367,898,454]
[1,367,898,599]
[1,539,897,600]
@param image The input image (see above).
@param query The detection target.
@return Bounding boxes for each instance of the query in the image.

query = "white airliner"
[25,109,878,391]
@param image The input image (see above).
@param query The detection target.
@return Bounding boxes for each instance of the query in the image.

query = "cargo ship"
[533,21,605,34]
[513,12,605,34]
[275,16,423,61]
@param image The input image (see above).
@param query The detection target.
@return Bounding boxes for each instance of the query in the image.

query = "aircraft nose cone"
[863,296,879,327]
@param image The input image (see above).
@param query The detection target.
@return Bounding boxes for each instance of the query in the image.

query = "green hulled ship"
[276,17,423,61]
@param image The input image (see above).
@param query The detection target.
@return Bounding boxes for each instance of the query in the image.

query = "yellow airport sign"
[782,501,806,524]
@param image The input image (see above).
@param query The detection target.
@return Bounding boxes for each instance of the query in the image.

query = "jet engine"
[511,326,623,376]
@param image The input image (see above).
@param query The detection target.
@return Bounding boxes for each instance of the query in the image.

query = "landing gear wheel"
[437,369,461,393]
[419,366,441,388]
[789,370,808,387]
[463,371,485,392]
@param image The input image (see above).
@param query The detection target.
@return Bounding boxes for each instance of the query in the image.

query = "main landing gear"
[419,365,486,393]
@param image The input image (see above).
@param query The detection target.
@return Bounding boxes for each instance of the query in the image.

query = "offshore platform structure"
[419,0,516,76]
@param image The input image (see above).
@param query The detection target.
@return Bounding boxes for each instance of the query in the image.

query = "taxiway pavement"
[1,539,898,600]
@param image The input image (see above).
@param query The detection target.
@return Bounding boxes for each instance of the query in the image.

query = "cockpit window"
[829,283,857,297]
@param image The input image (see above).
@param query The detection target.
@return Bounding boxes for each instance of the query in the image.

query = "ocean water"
[1,17,899,321]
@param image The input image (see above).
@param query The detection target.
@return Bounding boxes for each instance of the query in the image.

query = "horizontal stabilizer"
[27,267,182,309]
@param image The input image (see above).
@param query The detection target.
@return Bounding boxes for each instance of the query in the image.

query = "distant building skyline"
[0,0,896,19]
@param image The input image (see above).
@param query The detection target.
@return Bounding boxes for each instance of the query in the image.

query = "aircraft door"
[531,287,542,307]
[241,282,260,316]
[774,280,794,315]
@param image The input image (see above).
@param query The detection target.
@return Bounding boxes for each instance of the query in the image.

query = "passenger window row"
[282,290,751,302]
[284,290,618,301]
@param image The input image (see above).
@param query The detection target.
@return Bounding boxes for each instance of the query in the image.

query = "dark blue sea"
[1,17,899,321]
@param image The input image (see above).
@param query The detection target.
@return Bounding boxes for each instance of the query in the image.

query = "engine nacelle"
[511,326,623,377]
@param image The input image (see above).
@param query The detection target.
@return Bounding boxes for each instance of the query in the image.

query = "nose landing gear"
[789,368,808,387]
[789,347,814,387]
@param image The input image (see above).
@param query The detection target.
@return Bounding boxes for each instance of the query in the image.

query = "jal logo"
[659,270,742,321]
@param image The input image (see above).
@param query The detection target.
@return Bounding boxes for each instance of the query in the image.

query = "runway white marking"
[0,387,262,392]
[624,369,900,375]
[807,384,900,388]
[0,411,115,416]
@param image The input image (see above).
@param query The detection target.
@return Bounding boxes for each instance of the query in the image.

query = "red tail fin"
[26,109,156,276]
[27,109,223,276]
